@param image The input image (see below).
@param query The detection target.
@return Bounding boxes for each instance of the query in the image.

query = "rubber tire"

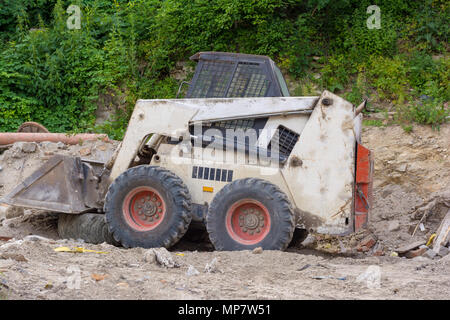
[57,213,119,246]
[104,166,192,248]
[206,178,295,251]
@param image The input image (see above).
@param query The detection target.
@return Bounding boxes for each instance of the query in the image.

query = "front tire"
[206,178,295,251]
[104,166,192,248]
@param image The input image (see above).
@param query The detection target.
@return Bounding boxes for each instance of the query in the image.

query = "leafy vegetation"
[0,0,448,138]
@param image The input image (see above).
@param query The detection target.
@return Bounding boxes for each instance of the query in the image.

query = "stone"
[20,142,37,153]
[395,241,425,254]
[186,265,200,277]
[23,235,51,242]
[388,220,400,232]
[56,142,67,150]
[144,248,178,268]
[4,206,24,219]
[395,164,408,173]
[357,234,377,252]
[372,243,384,256]
[404,247,428,259]
[424,249,437,259]
[143,249,156,264]
[438,246,449,257]
[0,252,27,262]
[204,257,219,273]
[252,247,263,254]
[79,147,91,157]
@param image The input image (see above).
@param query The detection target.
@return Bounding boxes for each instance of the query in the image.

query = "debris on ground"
[144,248,180,268]
[0,124,448,299]
[204,257,220,273]
[252,247,263,254]
[186,265,200,277]
[53,247,109,254]
[432,209,450,254]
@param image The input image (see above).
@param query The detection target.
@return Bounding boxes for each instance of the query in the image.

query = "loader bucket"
[1,155,103,214]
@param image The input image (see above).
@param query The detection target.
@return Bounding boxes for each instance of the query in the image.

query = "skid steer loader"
[1,52,373,250]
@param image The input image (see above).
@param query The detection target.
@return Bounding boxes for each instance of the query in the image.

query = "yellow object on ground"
[426,234,436,247]
[54,247,109,254]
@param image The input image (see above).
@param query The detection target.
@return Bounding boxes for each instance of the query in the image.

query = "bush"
[0,0,448,134]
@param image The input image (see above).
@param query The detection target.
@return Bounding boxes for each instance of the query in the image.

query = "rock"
[23,235,51,242]
[395,164,408,173]
[144,248,178,268]
[252,247,263,254]
[56,142,67,150]
[0,239,24,251]
[0,205,7,221]
[39,142,59,153]
[395,241,425,254]
[79,147,91,157]
[116,282,129,289]
[357,234,377,252]
[388,220,400,232]
[0,253,27,262]
[437,246,449,257]
[372,243,384,256]
[186,265,200,277]
[143,249,156,264]
[405,247,428,259]
[4,206,24,219]
[20,142,37,153]
[424,249,437,259]
[204,257,219,273]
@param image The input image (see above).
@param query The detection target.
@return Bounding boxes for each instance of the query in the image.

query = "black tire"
[206,178,295,251]
[104,166,192,248]
[57,213,119,246]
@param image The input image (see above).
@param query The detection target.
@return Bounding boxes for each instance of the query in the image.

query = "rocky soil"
[0,123,449,300]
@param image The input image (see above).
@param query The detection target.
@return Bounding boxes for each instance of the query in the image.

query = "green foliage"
[363,119,385,127]
[409,99,449,128]
[0,0,448,135]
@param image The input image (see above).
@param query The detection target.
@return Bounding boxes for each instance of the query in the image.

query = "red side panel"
[354,143,373,232]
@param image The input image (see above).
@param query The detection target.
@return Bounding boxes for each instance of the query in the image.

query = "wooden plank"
[433,209,450,253]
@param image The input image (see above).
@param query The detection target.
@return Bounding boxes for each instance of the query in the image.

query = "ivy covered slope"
[0,0,448,139]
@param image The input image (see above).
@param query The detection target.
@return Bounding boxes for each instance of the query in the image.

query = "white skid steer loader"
[2,52,373,251]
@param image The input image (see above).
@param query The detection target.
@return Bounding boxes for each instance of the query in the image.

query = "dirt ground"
[0,123,449,300]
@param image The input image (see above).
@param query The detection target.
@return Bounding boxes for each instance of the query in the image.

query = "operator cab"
[185,51,290,98]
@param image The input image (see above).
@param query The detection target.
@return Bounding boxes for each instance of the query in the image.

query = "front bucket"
[1,155,102,214]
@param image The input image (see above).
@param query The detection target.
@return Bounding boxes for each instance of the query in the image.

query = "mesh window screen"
[227,62,269,98]
[213,119,255,131]
[269,125,300,157]
[189,61,235,98]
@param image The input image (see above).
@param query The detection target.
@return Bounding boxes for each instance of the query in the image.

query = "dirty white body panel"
[110,91,358,235]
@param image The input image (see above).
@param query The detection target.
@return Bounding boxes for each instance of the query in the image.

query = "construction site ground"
[0,123,449,300]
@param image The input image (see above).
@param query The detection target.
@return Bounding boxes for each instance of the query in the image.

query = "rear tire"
[104,166,192,248]
[206,178,295,251]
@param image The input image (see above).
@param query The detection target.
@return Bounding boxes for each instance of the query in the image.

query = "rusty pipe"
[0,132,109,145]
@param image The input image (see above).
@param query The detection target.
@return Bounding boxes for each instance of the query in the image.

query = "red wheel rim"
[225,199,271,245]
[122,187,166,231]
